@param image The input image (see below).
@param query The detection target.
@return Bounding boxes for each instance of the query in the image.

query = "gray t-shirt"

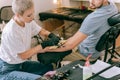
[78,1,118,58]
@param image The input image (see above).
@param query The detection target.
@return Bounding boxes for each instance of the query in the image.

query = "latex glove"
[48,33,60,45]
[41,39,55,48]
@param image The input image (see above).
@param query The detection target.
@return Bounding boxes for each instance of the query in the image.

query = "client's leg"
[2,71,40,80]
[21,61,53,75]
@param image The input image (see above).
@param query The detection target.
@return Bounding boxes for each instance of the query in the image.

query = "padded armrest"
[108,13,120,26]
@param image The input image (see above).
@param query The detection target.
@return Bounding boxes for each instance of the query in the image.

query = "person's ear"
[16,13,23,18]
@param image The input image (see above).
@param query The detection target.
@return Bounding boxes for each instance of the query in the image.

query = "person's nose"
[30,14,34,20]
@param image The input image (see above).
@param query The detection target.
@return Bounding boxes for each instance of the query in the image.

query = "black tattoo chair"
[95,13,120,64]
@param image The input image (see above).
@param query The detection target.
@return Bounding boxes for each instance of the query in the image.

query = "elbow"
[18,54,27,60]
[19,56,26,60]
[20,57,27,60]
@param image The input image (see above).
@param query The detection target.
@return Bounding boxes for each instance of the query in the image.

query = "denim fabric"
[0,59,53,80]
[0,59,22,75]
[1,71,40,80]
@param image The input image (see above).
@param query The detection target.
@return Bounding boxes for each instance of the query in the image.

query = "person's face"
[19,7,35,23]
[89,0,104,9]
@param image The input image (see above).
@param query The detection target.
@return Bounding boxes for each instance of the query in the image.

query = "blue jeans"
[0,59,53,80]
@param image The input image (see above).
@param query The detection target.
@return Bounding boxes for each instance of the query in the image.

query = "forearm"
[18,45,43,60]
[45,41,74,52]
[47,46,71,52]
[45,31,87,52]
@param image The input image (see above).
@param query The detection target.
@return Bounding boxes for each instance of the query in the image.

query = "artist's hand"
[41,39,55,49]
[48,33,60,45]
[44,71,56,78]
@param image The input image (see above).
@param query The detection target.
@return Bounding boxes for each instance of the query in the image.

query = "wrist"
[36,45,42,53]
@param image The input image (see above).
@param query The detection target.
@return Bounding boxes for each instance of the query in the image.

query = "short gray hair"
[12,0,34,15]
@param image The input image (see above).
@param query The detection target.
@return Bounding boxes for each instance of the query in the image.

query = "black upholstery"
[95,23,120,52]
[37,50,72,65]
[39,7,92,24]
[96,13,120,62]
[108,13,120,26]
